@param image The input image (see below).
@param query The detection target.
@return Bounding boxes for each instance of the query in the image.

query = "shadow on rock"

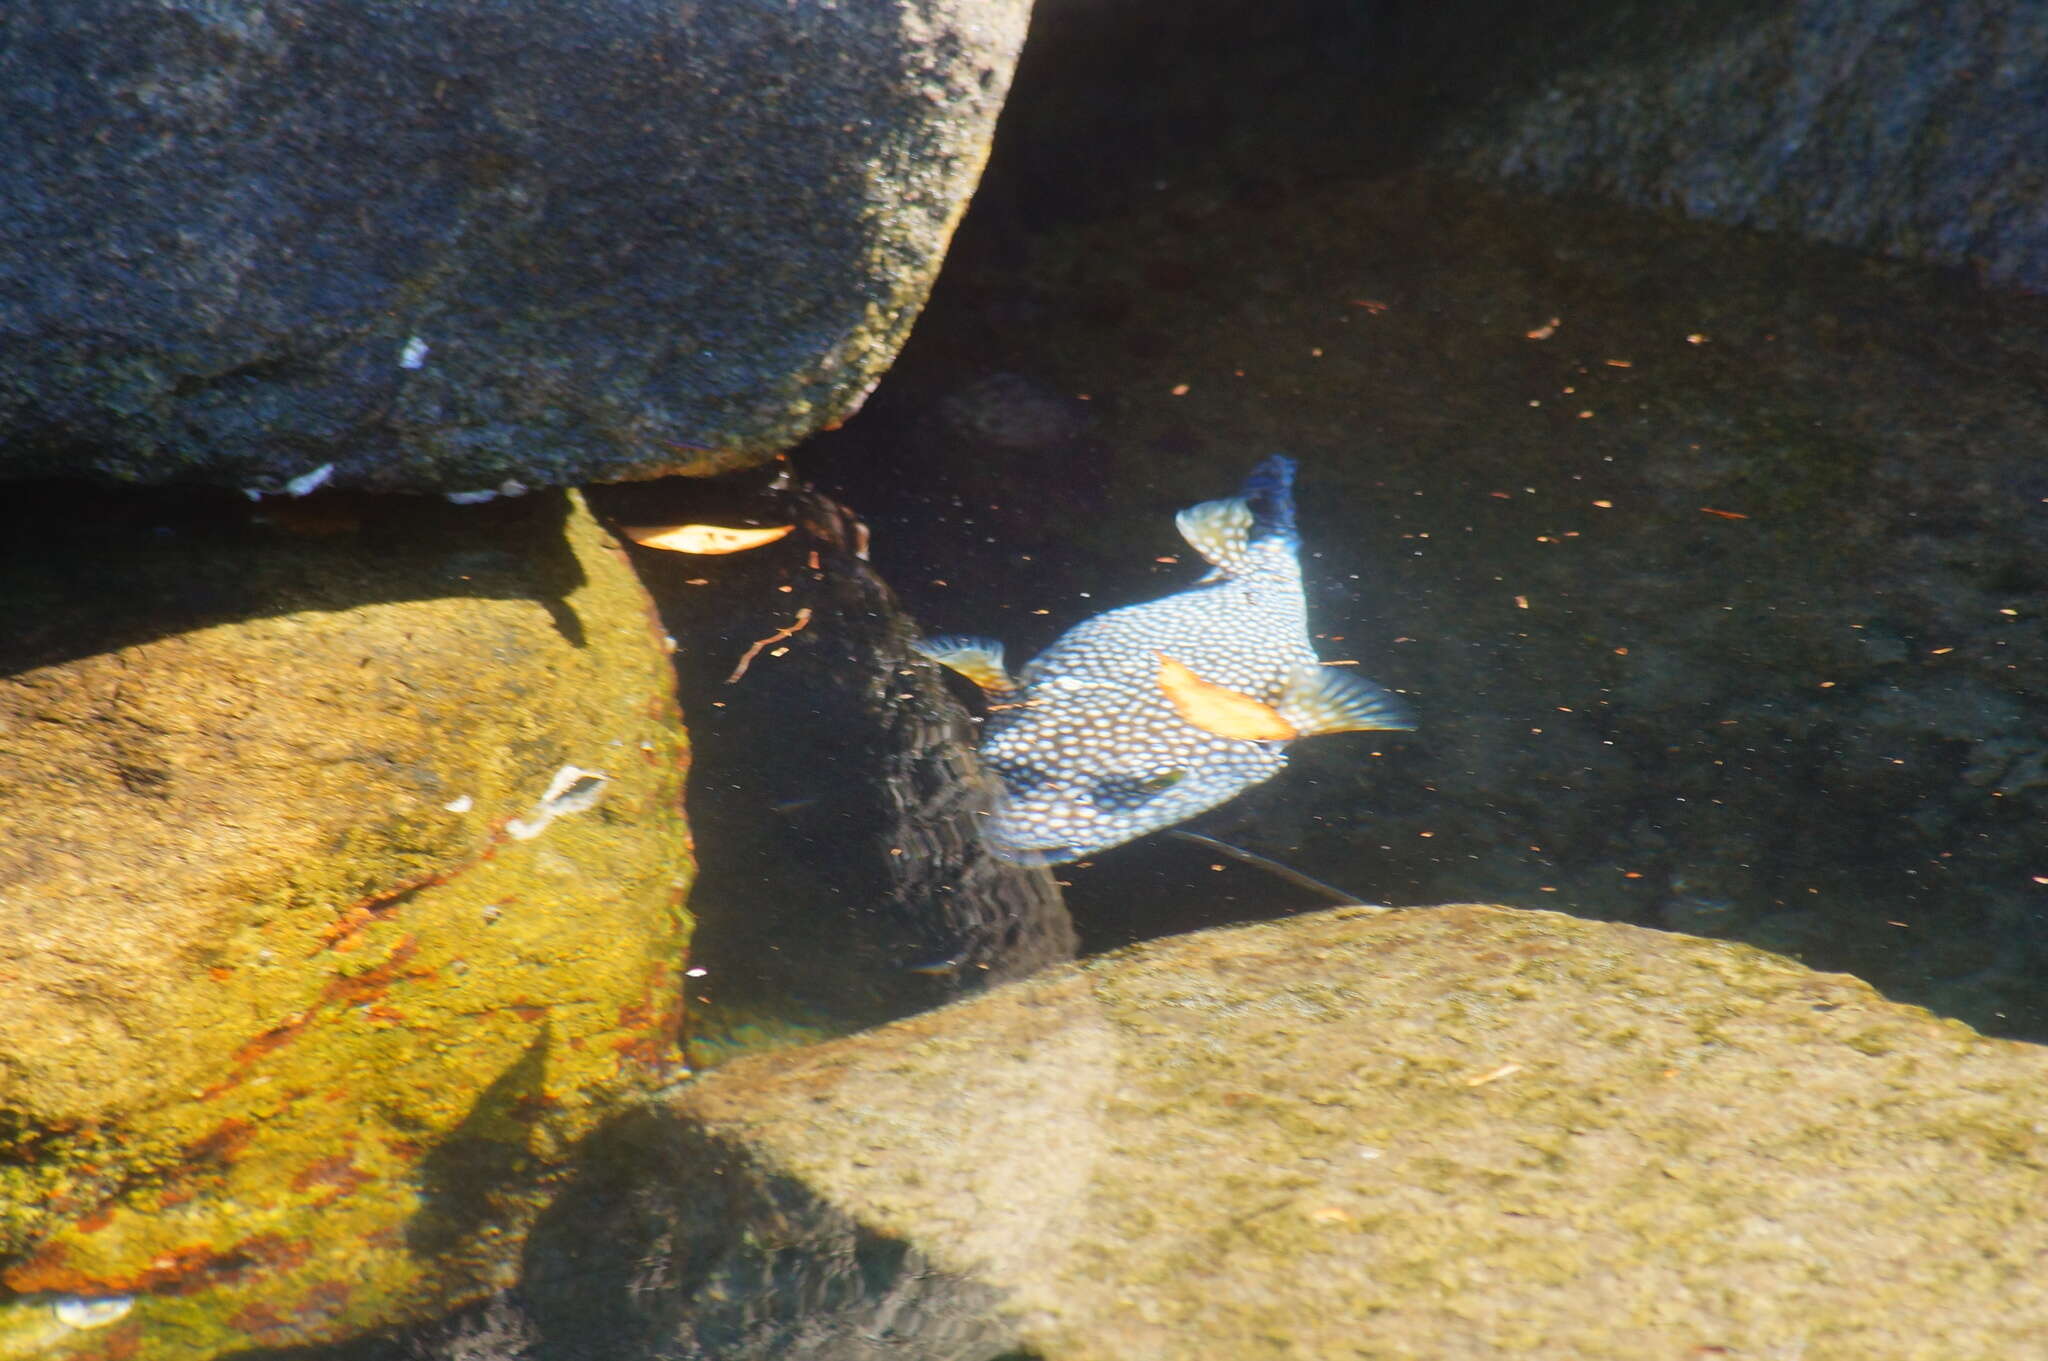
[0,483,588,678]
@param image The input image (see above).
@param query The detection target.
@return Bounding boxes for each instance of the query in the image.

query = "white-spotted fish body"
[916,455,1412,864]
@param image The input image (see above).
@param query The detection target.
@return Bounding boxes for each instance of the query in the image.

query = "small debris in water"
[507,766,609,841]
[622,523,793,554]
[283,463,336,497]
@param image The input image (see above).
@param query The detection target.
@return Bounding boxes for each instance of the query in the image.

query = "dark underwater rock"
[584,474,1078,1062]
[1429,0,2048,293]
[0,1,1028,491]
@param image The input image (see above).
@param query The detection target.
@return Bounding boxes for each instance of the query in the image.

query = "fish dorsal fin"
[1274,663,1416,736]
[1155,652,1296,740]
[912,635,1018,699]
[1175,496,1256,576]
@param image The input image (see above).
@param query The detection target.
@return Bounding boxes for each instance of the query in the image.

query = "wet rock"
[585,474,1077,1062]
[0,1,1029,491]
[1429,0,2048,292]
[412,905,2048,1360]
[0,490,692,1357]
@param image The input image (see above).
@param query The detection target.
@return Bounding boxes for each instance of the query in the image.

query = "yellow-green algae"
[674,904,2048,1361]
[0,492,693,1358]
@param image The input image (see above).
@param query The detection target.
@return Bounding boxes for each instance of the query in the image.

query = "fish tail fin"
[1276,663,1415,735]
[1240,453,1298,545]
[912,635,1018,698]
[1175,455,1299,576]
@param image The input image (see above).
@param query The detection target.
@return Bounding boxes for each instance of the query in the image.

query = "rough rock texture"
[586,475,1077,1065]
[0,490,693,1358]
[408,904,2048,1361]
[1429,0,2048,292]
[0,0,1030,491]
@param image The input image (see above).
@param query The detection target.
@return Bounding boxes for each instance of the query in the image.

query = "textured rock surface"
[462,904,2048,1361]
[0,491,693,1357]
[1430,0,2048,292]
[0,0,1029,491]
[587,476,1076,1065]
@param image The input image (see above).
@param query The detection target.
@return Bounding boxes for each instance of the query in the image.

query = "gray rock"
[0,0,1028,490]
[1433,0,2048,292]
[441,905,2048,1360]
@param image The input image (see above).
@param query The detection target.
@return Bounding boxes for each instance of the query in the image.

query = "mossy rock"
[506,904,2048,1360]
[0,489,692,1357]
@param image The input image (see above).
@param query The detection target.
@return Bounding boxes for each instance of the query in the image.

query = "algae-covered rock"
[0,0,1029,491]
[0,489,692,1357]
[496,905,2048,1361]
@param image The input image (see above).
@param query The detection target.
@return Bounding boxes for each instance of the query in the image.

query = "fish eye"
[1092,770,1187,811]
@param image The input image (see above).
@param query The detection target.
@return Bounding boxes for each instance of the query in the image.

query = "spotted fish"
[915,454,1412,863]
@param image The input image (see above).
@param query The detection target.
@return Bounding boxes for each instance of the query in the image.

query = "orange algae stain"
[294,1278,355,1325]
[5,1241,234,1294]
[319,934,424,1008]
[289,1152,364,1195]
[185,1117,259,1164]
[228,1302,293,1340]
[2,1239,71,1292]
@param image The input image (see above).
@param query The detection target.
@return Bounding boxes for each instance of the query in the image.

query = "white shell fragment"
[506,765,609,841]
[399,336,430,369]
[446,479,530,506]
[283,463,335,497]
[443,794,474,813]
[54,1295,135,1329]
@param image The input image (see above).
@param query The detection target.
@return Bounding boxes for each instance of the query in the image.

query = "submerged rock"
[0,490,692,1357]
[587,474,1077,1062]
[1430,0,2048,292]
[451,904,2048,1360]
[0,1,1029,490]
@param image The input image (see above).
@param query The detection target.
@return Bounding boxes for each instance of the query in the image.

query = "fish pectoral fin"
[1276,663,1416,735]
[1174,496,1256,575]
[1154,652,1297,740]
[911,635,1018,697]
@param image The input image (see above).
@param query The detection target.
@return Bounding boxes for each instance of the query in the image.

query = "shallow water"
[10,15,2048,1358]
[802,161,2048,1042]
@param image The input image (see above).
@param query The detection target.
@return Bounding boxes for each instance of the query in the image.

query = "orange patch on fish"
[621,523,792,554]
[1154,653,1296,740]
